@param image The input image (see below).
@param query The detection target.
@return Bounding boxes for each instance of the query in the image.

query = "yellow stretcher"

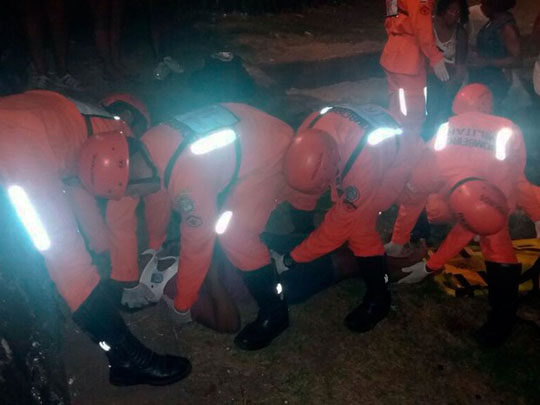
[433,239,540,297]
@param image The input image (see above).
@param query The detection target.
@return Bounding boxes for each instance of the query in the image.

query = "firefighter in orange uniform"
[385,84,527,346]
[382,0,449,137]
[78,103,319,351]
[273,104,404,334]
[66,93,151,287]
[0,90,190,386]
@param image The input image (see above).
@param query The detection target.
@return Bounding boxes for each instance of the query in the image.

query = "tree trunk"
[0,188,70,404]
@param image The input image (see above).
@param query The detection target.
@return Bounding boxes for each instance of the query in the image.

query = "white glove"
[163,296,192,326]
[398,261,431,284]
[270,250,291,274]
[121,283,160,309]
[535,221,540,239]
[384,241,408,258]
[433,59,450,82]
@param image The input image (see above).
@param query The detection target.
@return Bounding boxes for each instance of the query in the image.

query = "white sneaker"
[54,73,84,91]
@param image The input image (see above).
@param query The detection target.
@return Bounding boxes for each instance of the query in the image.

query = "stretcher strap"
[520,258,540,292]
[452,274,483,297]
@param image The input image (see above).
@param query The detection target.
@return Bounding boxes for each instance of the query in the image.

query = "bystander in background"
[424,0,469,140]
[15,0,84,91]
[468,0,523,113]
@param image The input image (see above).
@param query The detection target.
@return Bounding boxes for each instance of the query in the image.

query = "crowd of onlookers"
[424,0,540,139]
[1,1,539,106]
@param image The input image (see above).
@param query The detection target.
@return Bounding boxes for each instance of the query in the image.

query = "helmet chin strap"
[128,176,160,185]
[127,138,160,186]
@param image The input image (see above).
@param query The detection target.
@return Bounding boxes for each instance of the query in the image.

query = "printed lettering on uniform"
[172,105,239,136]
[177,194,194,213]
[386,0,398,17]
[447,126,497,153]
[337,104,401,134]
[185,215,203,228]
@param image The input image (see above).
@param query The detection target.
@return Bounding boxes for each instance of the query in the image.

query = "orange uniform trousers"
[381,0,442,138]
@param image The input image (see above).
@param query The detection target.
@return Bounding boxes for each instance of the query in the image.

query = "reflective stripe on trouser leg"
[399,88,408,117]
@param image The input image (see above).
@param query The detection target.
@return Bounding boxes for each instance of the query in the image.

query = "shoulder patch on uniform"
[420,5,430,15]
[344,185,359,203]
[185,215,202,228]
[177,194,194,213]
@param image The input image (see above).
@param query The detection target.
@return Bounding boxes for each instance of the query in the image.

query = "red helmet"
[449,178,509,236]
[284,128,339,195]
[452,84,493,115]
[101,93,150,130]
[78,131,130,200]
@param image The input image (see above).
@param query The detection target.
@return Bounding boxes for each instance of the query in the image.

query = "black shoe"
[106,334,192,386]
[73,281,191,386]
[235,263,289,350]
[475,262,521,348]
[234,305,289,350]
[344,290,391,333]
[344,255,391,333]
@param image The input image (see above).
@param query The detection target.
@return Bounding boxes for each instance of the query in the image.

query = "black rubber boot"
[73,282,191,386]
[344,255,391,333]
[476,262,521,348]
[234,263,289,351]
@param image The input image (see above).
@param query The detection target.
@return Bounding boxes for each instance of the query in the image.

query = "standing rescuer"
[0,90,191,386]
[386,84,528,347]
[77,103,318,351]
[382,0,449,138]
[275,104,405,334]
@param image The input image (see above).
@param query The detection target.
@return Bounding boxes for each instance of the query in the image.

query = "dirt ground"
[17,0,539,403]
[64,280,540,404]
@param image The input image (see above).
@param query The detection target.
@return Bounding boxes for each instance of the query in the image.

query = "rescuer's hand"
[398,261,432,284]
[535,221,540,239]
[121,283,160,309]
[164,296,192,326]
[270,250,296,274]
[433,59,450,82]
